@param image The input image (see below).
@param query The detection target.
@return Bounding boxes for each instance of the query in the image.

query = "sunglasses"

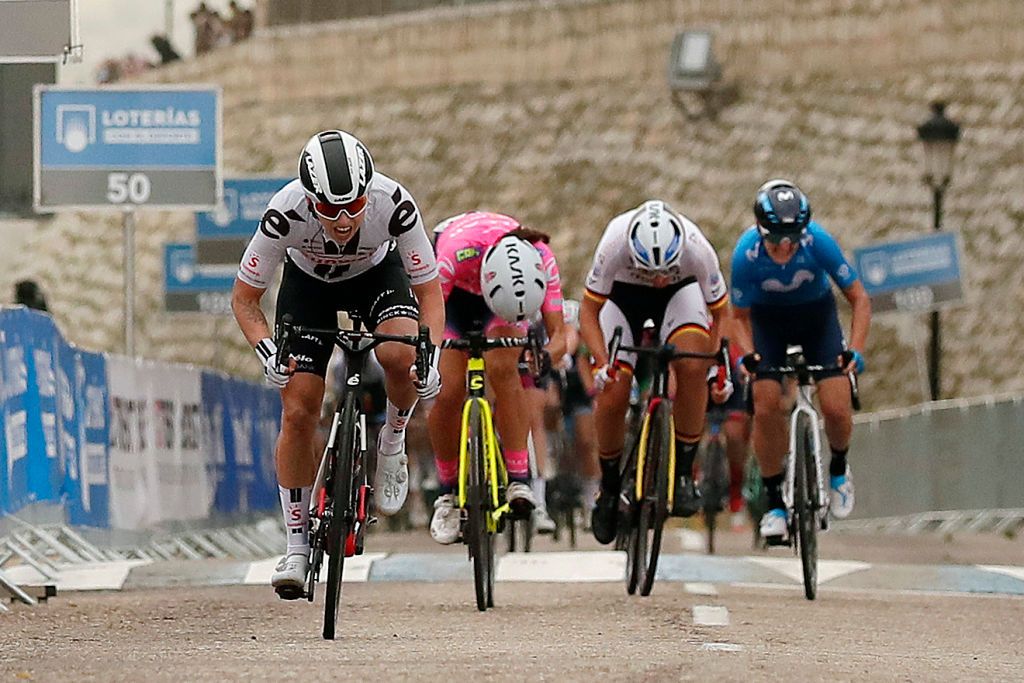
[758,226,802,245]
[311,194,368,221]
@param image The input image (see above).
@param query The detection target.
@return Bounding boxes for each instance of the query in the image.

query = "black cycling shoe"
[591,486,620,545]
[670,476,702,518]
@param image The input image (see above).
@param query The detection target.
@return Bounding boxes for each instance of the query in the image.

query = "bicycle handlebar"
[743,348,861,411]
[606,325,730,380]
[441,334,532,352]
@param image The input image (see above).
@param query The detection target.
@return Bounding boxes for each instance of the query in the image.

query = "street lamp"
[916,101,961,401]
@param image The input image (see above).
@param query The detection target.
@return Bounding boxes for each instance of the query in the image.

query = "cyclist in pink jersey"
[427,211,567,544]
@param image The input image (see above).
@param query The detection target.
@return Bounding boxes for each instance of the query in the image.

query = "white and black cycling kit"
[237,174,438,377]
[583,209,728,371]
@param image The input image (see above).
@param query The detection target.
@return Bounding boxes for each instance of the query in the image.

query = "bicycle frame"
[782,383,828,520]
[457,354,509,531]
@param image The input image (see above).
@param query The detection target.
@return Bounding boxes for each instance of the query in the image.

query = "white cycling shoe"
[430,493,461,545]
[271,552,309,599]
[532,507,556,534]
[506,481,537,517]
[759,508,789,542]
[374,430,409,516]
[829,466,855,519]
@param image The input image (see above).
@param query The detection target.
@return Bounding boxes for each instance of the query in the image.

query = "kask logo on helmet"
[304,153,322,194]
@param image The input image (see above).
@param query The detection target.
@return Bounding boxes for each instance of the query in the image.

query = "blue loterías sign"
[854,232,963,313]
[196,177,290,239]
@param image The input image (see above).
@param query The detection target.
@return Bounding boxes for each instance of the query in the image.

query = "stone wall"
[14,0,1024,408]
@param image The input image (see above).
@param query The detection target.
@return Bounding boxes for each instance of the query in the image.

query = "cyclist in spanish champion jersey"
[427,211,567,544]
[580,200,733,545]
[231,130,444,596]
[728,179,871,542]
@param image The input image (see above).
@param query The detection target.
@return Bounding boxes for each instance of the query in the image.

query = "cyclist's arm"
[541,307,567,362]
[231,278,271,347]
[411,276,445,346]
[730,305,756,363]
[840,279,871,354]
[579,293,608,367]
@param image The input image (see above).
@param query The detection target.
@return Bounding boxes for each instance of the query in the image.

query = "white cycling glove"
[413,345,442,400]
[705,364,735,403]
[592,363,615,393]
[255,338,291,389]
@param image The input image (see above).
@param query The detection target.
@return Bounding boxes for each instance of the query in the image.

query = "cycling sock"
[380,400,415,454]
[829,446,849,477]
[435,456,458,492]
[531,477,547,511]
[278,485,311,555]
[762,473,785,511]
[506,448,530,481]
[599,451,622,492]
[676,439,700,479]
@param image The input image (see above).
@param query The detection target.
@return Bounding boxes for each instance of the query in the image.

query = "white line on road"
[496,551,626,582]
[243,553,387,585]
[700,643,744,652]
[684,582,718,596]
[977,565,1024,582]
[692,605,730,626]
[746,556,871,584]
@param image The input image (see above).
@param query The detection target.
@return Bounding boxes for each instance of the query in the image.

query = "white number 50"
[106,172,151,204]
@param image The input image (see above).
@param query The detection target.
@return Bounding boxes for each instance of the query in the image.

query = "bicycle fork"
[783,391,829,525]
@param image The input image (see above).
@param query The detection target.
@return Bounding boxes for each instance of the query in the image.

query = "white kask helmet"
[298,129,374,205]
[480,235,547,323]
[627,200,685,271]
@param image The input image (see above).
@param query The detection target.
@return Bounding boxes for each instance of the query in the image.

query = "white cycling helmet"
[480,235,547,323]
[627,200,685,271]
[298,130,374,205]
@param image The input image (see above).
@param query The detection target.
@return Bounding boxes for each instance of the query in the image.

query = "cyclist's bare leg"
[816,375,852,451]
[593,370,631,467]
[278,373,326,488]
[751,378,788,478]
[426,348,468,490]
[723,414,751,515]
[667,329,714,477]
[374,316,419,414]
[485,345,528,474]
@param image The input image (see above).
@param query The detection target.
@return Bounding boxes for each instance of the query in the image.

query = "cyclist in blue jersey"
[728,179,871,542]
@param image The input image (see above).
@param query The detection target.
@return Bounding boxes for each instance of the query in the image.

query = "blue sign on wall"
[164,243,236,314]
[854,232,963,313]
[34,85,222,210]
[196,177,290,239]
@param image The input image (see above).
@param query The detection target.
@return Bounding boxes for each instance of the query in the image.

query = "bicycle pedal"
[274,585,305,601]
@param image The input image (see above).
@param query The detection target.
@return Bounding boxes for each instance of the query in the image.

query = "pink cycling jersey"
[435,211,563,315]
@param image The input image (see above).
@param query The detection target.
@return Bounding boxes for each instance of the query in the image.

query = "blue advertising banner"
[60,344,110,528]
[196,177,289,239]
[854,232,963,313]
[164,243,237,293]
[39,88,218,168]
[202,372,280,517]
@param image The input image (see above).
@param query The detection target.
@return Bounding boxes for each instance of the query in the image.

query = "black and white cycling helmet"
[627,200,685,271]
[298,130,374,207]
[480,235,547,323]
[753,179,811,241]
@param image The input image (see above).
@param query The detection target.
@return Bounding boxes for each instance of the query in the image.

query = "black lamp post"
[916,101,961,401]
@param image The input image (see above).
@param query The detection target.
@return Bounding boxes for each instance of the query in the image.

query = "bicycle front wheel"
[323,393,358,639]
[638,399,672,597]
[701,438,728,555]
[794,411,819,601]
[466,401,492,611]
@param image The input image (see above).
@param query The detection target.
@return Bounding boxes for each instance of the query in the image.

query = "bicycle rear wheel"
[638,400,672,597]
[466,401,492,611]
[794,412,818,601]
[322,393,358,640]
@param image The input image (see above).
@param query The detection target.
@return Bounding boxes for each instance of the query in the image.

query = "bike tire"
[701,439,727,555]
[323,392,358,640]
[621,442,640,595]
[466,401,490,611]
[794,411,818,601]
[639,400,672,597]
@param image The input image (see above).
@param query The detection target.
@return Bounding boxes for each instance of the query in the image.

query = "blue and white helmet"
[627,200,685,271]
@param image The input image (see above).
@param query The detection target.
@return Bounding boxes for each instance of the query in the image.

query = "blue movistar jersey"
[730,222,858,307]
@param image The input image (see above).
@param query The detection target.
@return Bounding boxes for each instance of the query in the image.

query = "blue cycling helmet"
[753,179,811,239]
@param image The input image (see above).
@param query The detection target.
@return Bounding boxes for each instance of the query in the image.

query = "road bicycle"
[752,345,859,600]
[276,314,433,639]
[442,327,542,611]
[698,407,730,555]
[606,325,729,596]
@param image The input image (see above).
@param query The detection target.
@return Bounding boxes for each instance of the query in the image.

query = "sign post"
[34,85,222,355]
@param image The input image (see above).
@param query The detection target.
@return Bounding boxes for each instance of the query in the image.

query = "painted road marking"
[978,565,1024,582]
[700,643,744,652]
[678,529,705,552]
[684,582,718,596]
[747,557,871,585]
[496,551,625,582]
[242,553,387,585]
[692,605,730,626]
[1,560,150,591]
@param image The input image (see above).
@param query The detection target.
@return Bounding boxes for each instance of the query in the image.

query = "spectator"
[190,2,213,55]
[227,1,255,42]
[151,34,182,65]
[15,280,48,312]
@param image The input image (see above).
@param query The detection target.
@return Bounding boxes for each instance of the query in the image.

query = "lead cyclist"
[231,130,444,598]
